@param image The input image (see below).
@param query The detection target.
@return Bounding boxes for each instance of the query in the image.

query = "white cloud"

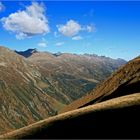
[1,2,50,39]
[38,38,47,47]
[55,42,64,46]
[16,32,28,40]
[54,31,59,38]
[57,20,95,37]
[38,42,47,47]
[57,20,81,37]
[86,25,95,32]
[81,24,95,32]
[72,36,82,40]
[0,2,5,12]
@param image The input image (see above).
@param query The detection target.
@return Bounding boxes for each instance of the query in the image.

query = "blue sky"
[0,1,140,60]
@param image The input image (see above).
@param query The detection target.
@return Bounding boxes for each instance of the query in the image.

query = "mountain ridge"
[0,53,139,139]
[15,48,127,62]
[0,46,64,134]
[27,48,126,102]
[59,55,140,113]
[0,46,127,134]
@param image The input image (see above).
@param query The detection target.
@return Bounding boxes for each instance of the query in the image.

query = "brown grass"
[0,92,140,139]
[59,56,140,113]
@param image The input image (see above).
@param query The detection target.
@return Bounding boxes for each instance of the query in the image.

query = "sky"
[0,1,140,60]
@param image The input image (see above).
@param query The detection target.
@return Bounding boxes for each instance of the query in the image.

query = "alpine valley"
[0,46,126,134]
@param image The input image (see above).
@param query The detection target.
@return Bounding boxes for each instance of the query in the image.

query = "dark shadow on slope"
[102,80,140,102]
[21,104,140,139]
[80,80,140,108]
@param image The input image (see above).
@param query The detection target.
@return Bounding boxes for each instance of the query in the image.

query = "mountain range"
[16,48,126,103]
[0,54,140,139]
[0,46,126,134]
[60,55,140,113]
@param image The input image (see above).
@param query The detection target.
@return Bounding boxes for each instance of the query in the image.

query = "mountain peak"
[52,52,63,57]
[15,48,38,58]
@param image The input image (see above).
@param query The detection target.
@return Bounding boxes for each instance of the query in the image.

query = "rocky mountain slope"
[17,49,126,103]
[0,55,139,139]
[0,47,63,134]
[60,55,140,113]
[0,46,126,134]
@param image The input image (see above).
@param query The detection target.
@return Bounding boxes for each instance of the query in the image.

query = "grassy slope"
[1,93,140,139]
[28,52,126,104]
[59,56,140,113]
[0,47,64,134]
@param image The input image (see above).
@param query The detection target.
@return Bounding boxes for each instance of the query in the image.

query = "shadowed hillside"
[0,93,140,139]
[15,49,38,58]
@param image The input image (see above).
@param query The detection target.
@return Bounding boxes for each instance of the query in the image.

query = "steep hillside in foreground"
[1,93,140,139]
[0,46,64,134]
[60,55,140,113]
[26,50,126,103]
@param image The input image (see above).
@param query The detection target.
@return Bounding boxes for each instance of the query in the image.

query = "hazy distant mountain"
[0,46,126,134]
